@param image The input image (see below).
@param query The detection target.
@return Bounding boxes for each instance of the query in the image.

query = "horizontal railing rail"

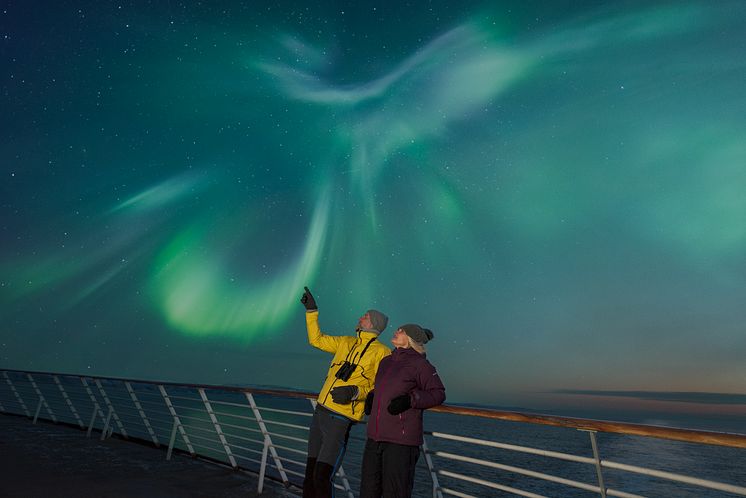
[1,368,744,497]
[431,405,746,449]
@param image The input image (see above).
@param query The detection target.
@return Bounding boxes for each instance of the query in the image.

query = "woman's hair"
[407,336,426,354]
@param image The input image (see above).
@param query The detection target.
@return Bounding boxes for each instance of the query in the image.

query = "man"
[301,286,391,498]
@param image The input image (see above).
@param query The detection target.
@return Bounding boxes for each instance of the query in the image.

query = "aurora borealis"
[1,1,745,419]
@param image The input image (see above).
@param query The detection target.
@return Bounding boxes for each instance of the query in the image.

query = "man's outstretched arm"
[302,287,342,353]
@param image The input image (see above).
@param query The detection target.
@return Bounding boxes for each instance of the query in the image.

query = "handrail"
[0,368,318,399]
[430,405,746,449]
[3,368,744,449]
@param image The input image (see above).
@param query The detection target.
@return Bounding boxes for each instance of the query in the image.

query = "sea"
[405,409,746,497]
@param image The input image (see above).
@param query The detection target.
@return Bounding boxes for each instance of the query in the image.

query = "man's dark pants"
[303,405,353,498]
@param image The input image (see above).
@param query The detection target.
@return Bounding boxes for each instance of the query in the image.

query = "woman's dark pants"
[359,438,420,498]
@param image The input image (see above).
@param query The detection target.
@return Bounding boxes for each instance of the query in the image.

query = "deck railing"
[1,369,744,497]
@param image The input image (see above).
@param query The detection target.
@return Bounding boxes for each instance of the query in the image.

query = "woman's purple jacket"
[366,347,446,446]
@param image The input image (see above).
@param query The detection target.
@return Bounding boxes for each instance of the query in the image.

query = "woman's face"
[391,328,409,348]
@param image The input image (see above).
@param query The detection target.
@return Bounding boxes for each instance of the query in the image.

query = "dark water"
[412,411,746,497]
[1,374,743,497]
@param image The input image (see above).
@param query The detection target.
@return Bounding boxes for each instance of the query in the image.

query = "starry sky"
[1,1,745,420]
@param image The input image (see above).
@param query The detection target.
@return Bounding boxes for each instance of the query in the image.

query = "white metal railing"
[0,369,744,497]
[427,431,746,497]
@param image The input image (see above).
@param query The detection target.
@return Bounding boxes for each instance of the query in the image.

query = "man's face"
[358,312,373,330]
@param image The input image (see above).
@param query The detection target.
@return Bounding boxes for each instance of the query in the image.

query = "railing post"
[3,372,30,417]
[27,374,57,422]
[167,418,179,460]
[101,406,114,441]
[125,381,159,447]
[198,388,237,468]
[81,378,105,437]
[54,375,84,428]
[587,430,607,498]
[158,385,195,455]
[33,397,44,424]
[421,436,444,498]
[94,379,127,438]
[87,406,99,437]
[258,435,270,493]
[335,465,355,498]
[245,392,290,487]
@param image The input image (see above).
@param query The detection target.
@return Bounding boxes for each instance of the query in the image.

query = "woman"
[360,323,446,498]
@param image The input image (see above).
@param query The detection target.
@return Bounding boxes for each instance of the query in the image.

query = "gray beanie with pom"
[400,323,434,344]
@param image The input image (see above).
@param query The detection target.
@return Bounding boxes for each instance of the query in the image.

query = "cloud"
[551,389,746,406]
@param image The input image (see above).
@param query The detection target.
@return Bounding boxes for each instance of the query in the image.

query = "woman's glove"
[387,394,411,415]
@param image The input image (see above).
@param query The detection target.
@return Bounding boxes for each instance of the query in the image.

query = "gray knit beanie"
[367,309,389,334]
[400,323,434,344]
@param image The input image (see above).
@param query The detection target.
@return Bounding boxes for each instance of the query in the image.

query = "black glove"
[300,286,317,311]
[330,385,358,404]
[364,391,374,415]
[387,394,411,415]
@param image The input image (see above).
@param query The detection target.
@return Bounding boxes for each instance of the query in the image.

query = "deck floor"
[0,413,300,498]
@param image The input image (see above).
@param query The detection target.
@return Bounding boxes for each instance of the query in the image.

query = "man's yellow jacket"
[306,310,391,421]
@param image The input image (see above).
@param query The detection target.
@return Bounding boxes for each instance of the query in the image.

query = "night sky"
[2,1,745,420]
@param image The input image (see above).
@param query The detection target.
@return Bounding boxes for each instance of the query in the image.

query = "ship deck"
[0,413,299,498]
